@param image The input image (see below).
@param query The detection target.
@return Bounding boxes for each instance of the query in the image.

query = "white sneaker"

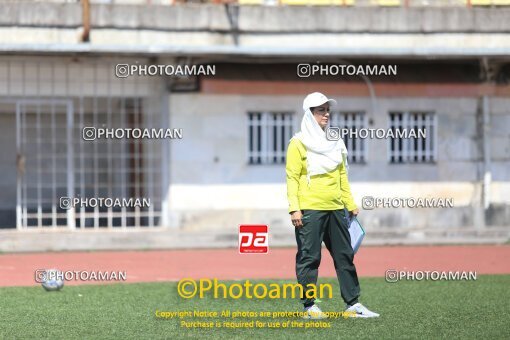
[303,304,329,320]
[345,303,380,318]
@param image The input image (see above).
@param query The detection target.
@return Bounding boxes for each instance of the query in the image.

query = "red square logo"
[239,225,269,254]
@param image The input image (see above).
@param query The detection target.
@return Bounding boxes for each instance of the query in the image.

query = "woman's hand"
[290,211,303,228]
[350,208,359,217]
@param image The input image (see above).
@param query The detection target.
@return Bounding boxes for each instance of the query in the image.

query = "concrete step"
[0,227,509,253]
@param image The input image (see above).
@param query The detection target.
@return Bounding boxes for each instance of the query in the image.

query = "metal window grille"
[388,111,436,163]
[248,112,294,165]
[330,111,366,164]
[1,58,166,229]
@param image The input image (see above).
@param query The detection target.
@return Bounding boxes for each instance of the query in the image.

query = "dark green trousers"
[295,209,360,306]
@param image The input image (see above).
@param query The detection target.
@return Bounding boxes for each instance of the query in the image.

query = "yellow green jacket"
[286,138,358,213]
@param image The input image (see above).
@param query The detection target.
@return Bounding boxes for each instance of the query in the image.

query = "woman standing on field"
[286,92,379,319]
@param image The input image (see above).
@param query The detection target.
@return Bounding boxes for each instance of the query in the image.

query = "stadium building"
[0,1,509,250]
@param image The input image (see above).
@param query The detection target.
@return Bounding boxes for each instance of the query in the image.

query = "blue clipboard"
[348,216,365,254]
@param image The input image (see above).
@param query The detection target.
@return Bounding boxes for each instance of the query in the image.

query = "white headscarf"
[293,108,349,185]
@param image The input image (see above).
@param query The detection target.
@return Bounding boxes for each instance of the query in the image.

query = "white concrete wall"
[165,93,510,230]
[2,4,510,56]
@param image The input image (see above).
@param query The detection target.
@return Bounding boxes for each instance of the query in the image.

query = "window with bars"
[248,112,294,165]
[388,111,436,163]
[5,58,164,229]
[15,97,163,229]
[329,111,366,164]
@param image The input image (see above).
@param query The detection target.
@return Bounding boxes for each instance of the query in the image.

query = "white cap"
[302,92,337,111]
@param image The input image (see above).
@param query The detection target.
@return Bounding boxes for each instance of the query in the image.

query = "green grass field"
[1,275,509,339]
